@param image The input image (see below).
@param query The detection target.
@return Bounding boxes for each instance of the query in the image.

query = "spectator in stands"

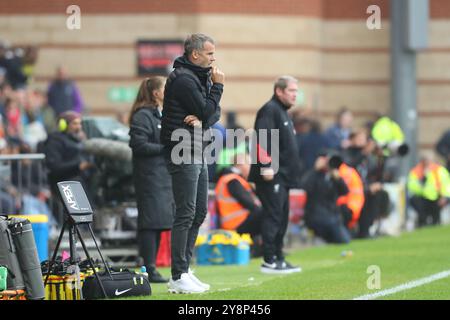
[43,111,95,224]
[325,107,353,151]
[208,121,227,183]
[47,66,84,116]
[293,115,311,137]
[408,151,450,227]
[128,76,174,283]
[298,119,332,171]
[216,125,247,178]
[21,45,39,85]
[301,151,351,244]
[0,139,22,213]
[21,90,48,151]
[0,41,28,90]
[341,129,390,238]
[31,89,57,134]
[215,153,263,254]
[369,114,407,182]
[0,82,14,121]
[436,129,450,172]
[4,97,23,140]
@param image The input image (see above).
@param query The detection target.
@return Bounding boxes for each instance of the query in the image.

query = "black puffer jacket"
[161,55,223,156]
[248,96,303,187]
[129,107,174,230]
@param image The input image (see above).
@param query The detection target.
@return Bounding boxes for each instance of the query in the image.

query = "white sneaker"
[188,268,210,291]
[167,273,206,294]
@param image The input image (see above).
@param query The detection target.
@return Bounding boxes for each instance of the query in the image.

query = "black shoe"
[148,268,169,283]
[260,259,301,274]
[276,259,302,273]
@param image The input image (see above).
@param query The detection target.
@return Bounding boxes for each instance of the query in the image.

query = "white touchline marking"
[354,270,450,300]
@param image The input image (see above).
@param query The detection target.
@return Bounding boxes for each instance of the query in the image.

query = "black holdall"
[8,217,46,300]
[0,216,25,291]
[82,269,151,299]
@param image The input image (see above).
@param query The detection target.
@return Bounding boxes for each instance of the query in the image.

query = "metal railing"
[0,153,52,219]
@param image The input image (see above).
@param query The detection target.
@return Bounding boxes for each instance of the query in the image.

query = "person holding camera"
[43,111,95,224]
[128,76,174,283]
[301,152,351,244]
[161,33,224,293]
[341,129,390,238]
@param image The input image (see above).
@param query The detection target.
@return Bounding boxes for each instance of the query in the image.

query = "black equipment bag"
[0,216,25,291]
[8,217,45,300]
[82,269,151,299]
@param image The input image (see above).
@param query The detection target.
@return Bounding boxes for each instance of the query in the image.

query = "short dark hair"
[184,33,215,56]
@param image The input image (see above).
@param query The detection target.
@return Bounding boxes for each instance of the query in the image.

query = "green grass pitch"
[121,224,450,300]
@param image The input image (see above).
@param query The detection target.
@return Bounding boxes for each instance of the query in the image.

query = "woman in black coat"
[129,77,174,283]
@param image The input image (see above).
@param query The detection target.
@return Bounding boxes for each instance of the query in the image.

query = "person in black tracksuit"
[129,76,174,283]
[248,76,303,274]
[161,34,225,293]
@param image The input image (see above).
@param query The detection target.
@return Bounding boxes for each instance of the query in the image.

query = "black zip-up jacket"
[301,169,349,226]
[248,96,303,187]
[161,55,223,157]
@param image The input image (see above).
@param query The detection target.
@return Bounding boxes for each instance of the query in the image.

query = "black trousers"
[357,189,390,238]
[137,229,162,270]
[166,161,208,280]
[255,180,289,263]
[236,207,264,239]
[410,196,441,227]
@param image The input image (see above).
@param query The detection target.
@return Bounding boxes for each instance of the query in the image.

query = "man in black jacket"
[161,33,224,294]
[248,76,303,274]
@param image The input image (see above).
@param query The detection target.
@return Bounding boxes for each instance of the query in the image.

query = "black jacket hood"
[173,55,211,77]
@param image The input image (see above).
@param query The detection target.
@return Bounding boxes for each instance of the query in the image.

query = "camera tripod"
[44,181,112,299]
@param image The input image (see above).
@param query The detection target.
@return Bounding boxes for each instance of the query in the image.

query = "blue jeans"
[165,160,208,280]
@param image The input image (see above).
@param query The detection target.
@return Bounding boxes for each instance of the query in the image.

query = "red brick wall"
[0,0,322,16]
[1,0,449,18]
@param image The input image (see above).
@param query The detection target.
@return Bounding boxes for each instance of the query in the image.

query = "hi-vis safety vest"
[408,162,450,201]
[215,173,253,230]
[337,163,365,229]
[371,116,404,146]
[371,116,405,156]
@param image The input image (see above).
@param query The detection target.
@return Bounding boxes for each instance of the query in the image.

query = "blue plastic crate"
[195,230,250,265]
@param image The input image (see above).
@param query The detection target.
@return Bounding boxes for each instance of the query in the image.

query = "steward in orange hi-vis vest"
[337,163,365,229]
[215,173,257,230]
